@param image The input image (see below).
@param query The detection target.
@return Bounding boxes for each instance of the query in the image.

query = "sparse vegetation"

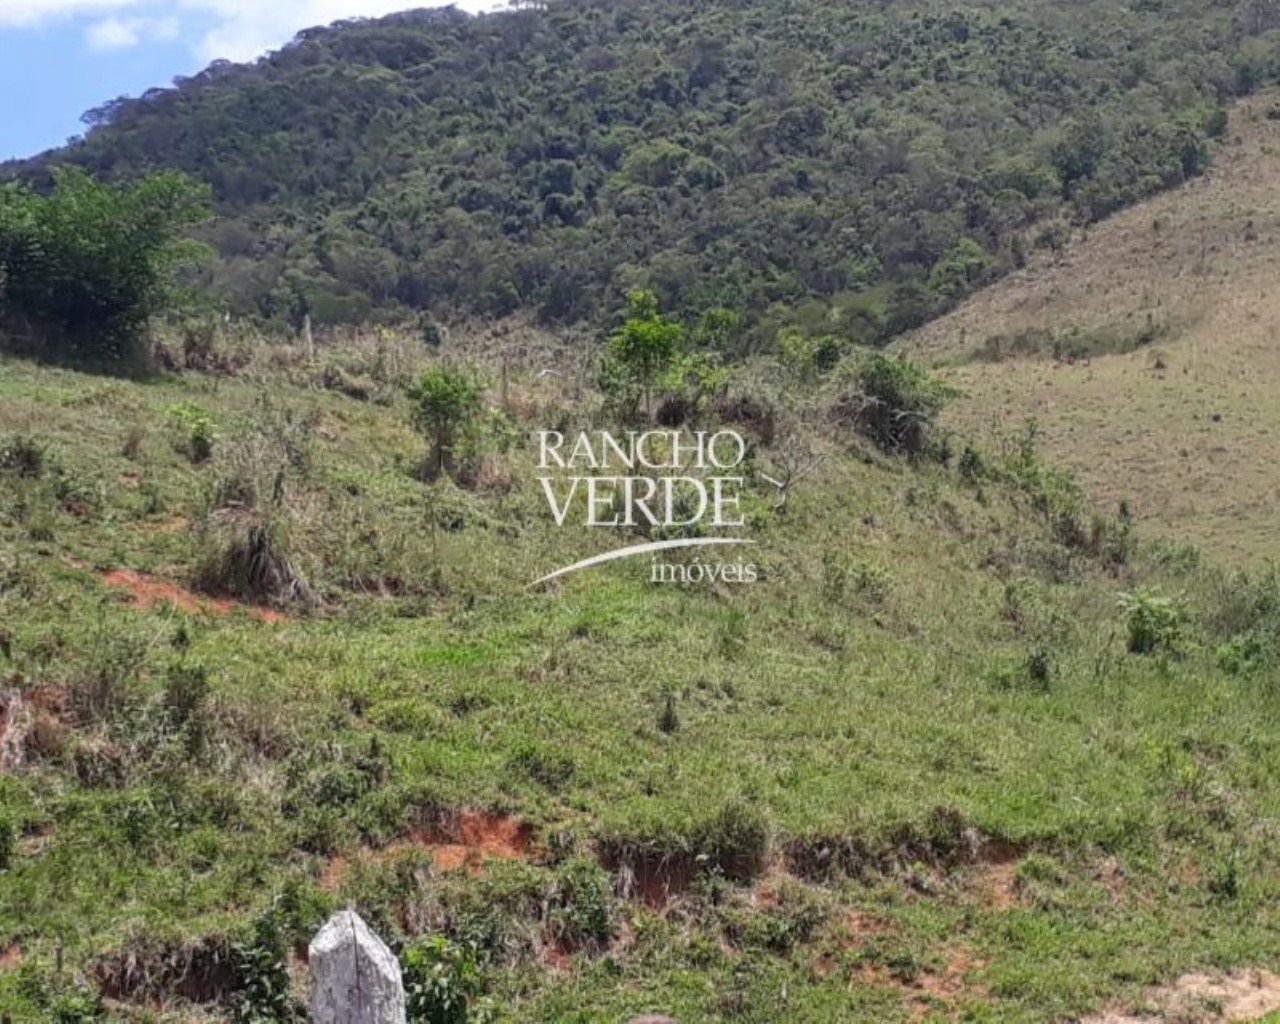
[2,337,1280,1021]
[3,9,1280,1024]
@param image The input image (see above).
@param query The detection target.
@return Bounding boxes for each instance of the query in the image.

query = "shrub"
[958,444,987,484]
[408,365,485,480]
[698,799,769,881]
[1119,588,1185,656]
[166,402,216,463]
[599,289,684,420]
[195,516,311,607]
[835,354,956,458]
[657,692,680,734]
[231,905,296,1023]
[0,434,45,477]
[402,936,493,1024]
[0,167,210,373]
[0,814,14,871]
[547,856,615,949]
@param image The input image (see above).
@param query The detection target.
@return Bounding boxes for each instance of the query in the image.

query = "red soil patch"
[100,568,285,624]
[320,811,537,890]
[412,809,537,871]
[840,910,895,940]
[0,943,20,971]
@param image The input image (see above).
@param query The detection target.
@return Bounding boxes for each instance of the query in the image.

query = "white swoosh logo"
[529,537,756,587]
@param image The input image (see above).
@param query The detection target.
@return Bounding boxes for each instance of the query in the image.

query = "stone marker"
[309,910,406,1024]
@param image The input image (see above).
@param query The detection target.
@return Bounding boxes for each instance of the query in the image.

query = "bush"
[835,354,956,458]
[547,856,615,949]
[231,905,297,1023]
[408,365,485,480]
[0,167,210,373]
[166,402,216,463]
[698,799,769,881]
[1119,588,1185,656]
[195,516,311,607]
[0,434,45,477]
[402,936,493,1024]
[599,289,685,421]
[0,814,14,871]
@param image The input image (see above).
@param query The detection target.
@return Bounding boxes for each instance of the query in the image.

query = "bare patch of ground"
[1084,970,1280,1023]
[845,946,988,1022]
[321,810,538,890]
[100,568,285,623]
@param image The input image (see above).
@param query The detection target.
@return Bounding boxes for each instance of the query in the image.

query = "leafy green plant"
[231,906,296,1023]
[408,365,485,479]
[600,289,684,420]
[166,402,216,463]
[0,166,210,372]
[0,814,14,871]
[0,434,45,477]
[1119,588,1186,656]
[547,856,616,949]
[836,354,956,458]
[402,936,493,1024]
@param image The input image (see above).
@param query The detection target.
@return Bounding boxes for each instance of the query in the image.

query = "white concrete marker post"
[309,910,407,1024]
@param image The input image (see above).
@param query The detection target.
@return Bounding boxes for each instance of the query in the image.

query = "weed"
[657,692,680,735]
[0,434,45,477]
[195,514,311,606]
[166,402,216,463]
[1119,588,1186,656]
[547,856,615,949]
[402,936,493,1024]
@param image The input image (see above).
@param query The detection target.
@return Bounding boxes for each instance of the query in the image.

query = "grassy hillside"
[904,91,1280,563]
[6,0,1278,336]
[3,329,1280,1022]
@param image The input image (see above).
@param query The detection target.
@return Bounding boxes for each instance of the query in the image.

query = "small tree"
[600,289,683,419]
[0,166,210,372]
[408,364,484,479]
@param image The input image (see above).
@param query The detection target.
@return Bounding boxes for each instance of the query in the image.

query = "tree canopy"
[0,167,210,371]
[5,0,1278,342]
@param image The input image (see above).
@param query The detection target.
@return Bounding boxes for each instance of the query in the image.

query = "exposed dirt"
[603,850,698,908]
[0,943,21,971]
[1084,970,1280,1023]
[100,568,285,623]
[0,690,23,772]
[140,516,190,535]
[94,936,237,1005]
[976,860,1020,910]
[846,946,987,1021]
[321,810,537,890]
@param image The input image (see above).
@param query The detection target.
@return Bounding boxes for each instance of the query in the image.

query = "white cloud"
[0,0,137,29]
[84,11,179,48]
[182,1,508,62]
[85,13,137,46]
[4,0,507,59]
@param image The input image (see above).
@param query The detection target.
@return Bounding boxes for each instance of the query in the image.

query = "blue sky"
[0,0,503,161]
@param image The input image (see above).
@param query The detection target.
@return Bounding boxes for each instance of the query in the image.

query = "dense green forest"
[6,0,1280,342]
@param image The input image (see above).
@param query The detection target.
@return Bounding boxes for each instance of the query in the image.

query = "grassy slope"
[0,337,1279,1022]
[903,91,1280,564]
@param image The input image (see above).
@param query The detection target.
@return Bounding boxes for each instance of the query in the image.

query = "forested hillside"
[4,0,1279,340]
